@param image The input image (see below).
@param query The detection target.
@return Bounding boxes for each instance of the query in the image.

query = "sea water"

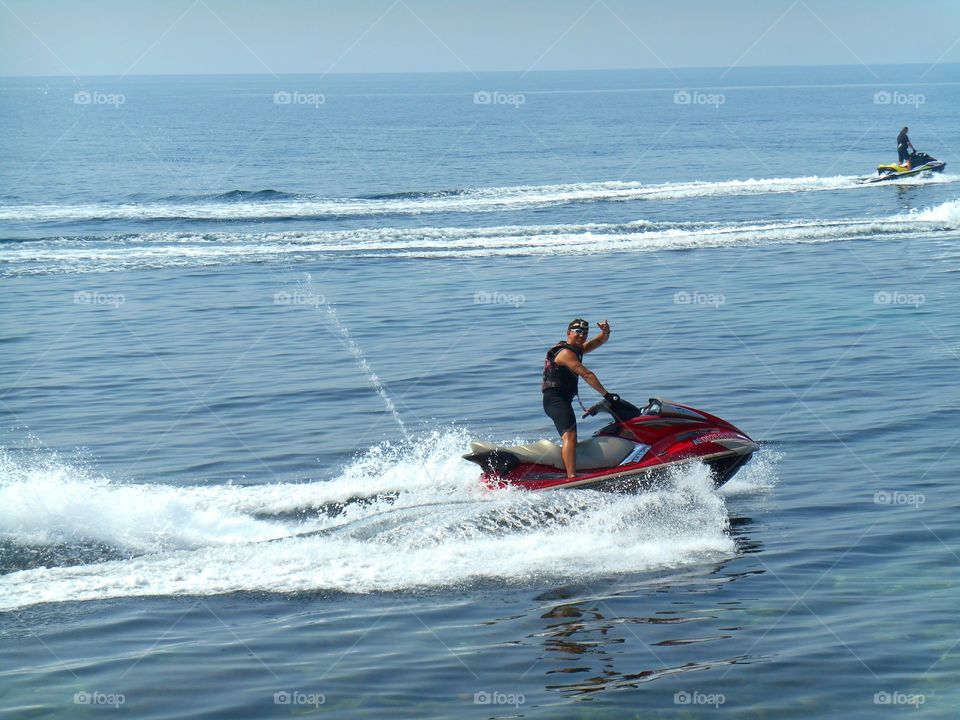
[1,65,959,718]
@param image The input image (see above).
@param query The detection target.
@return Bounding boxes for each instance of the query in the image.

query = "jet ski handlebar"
[581,396,651,419]
[581,401,604,418]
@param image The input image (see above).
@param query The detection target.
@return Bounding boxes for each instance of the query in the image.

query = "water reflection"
[892,181,936,212]
[527,515,768,696]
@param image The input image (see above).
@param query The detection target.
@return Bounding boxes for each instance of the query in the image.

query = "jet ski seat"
[469,435,635,470]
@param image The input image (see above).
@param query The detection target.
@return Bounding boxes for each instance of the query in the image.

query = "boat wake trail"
[0,433,777,610]
[3,173,957,225]
[4,198,960,275]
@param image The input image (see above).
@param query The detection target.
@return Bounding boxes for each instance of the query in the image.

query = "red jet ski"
[464,397,758,492]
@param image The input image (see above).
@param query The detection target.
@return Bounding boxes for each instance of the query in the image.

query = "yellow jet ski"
[863,151,946,183]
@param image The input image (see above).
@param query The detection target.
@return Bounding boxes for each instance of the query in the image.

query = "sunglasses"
[570,326,589,336]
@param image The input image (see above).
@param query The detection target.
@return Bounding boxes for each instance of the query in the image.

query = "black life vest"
[542,342,583,398]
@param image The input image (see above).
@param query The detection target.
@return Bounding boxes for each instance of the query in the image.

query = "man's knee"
[561,430,577,444]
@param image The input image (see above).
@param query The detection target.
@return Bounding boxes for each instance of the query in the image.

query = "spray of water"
[298,273,410,442]
[0,436,782,610]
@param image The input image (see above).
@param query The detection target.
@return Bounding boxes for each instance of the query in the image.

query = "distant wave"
[4,199,959,276]
[152,188,301,204]
[6,174,957,224]
[360,189,469,200]
[211,189,299,202]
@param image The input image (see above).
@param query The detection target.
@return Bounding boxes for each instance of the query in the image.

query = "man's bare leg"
[561,429,577,478]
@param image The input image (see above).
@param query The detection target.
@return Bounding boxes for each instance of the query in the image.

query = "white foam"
[719,449,780,497]
[0,449,294,551]
[910,196,960,224]
[6,201,960,275]
[1,173,935,224]
[0,434,780,610]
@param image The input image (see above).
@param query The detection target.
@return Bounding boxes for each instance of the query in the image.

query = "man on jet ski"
[542,318,617,478]
[898,126,915,167]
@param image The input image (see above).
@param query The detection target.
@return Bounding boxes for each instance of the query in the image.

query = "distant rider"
[542,318,616,478]
[897,127,915,168]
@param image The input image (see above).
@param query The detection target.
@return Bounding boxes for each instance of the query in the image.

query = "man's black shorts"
[543,389,576,435]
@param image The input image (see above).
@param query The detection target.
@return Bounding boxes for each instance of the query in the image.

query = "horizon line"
[2,60,957,80]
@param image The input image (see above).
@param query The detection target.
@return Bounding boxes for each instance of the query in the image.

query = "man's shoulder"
[553,345,581,361]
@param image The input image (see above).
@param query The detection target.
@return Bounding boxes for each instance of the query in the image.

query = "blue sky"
[2,0,959,76]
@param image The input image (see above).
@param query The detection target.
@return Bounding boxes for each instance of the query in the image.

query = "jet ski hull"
[480,449,756,492]
[863,154,946,184]
[465,398,758,493]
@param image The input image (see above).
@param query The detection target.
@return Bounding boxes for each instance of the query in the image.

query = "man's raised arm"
[583,320,611,353]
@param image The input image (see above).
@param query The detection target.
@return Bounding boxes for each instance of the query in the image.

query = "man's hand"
[583,320,611,353]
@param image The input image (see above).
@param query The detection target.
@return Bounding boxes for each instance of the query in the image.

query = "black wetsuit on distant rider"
[897,129,912,164]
